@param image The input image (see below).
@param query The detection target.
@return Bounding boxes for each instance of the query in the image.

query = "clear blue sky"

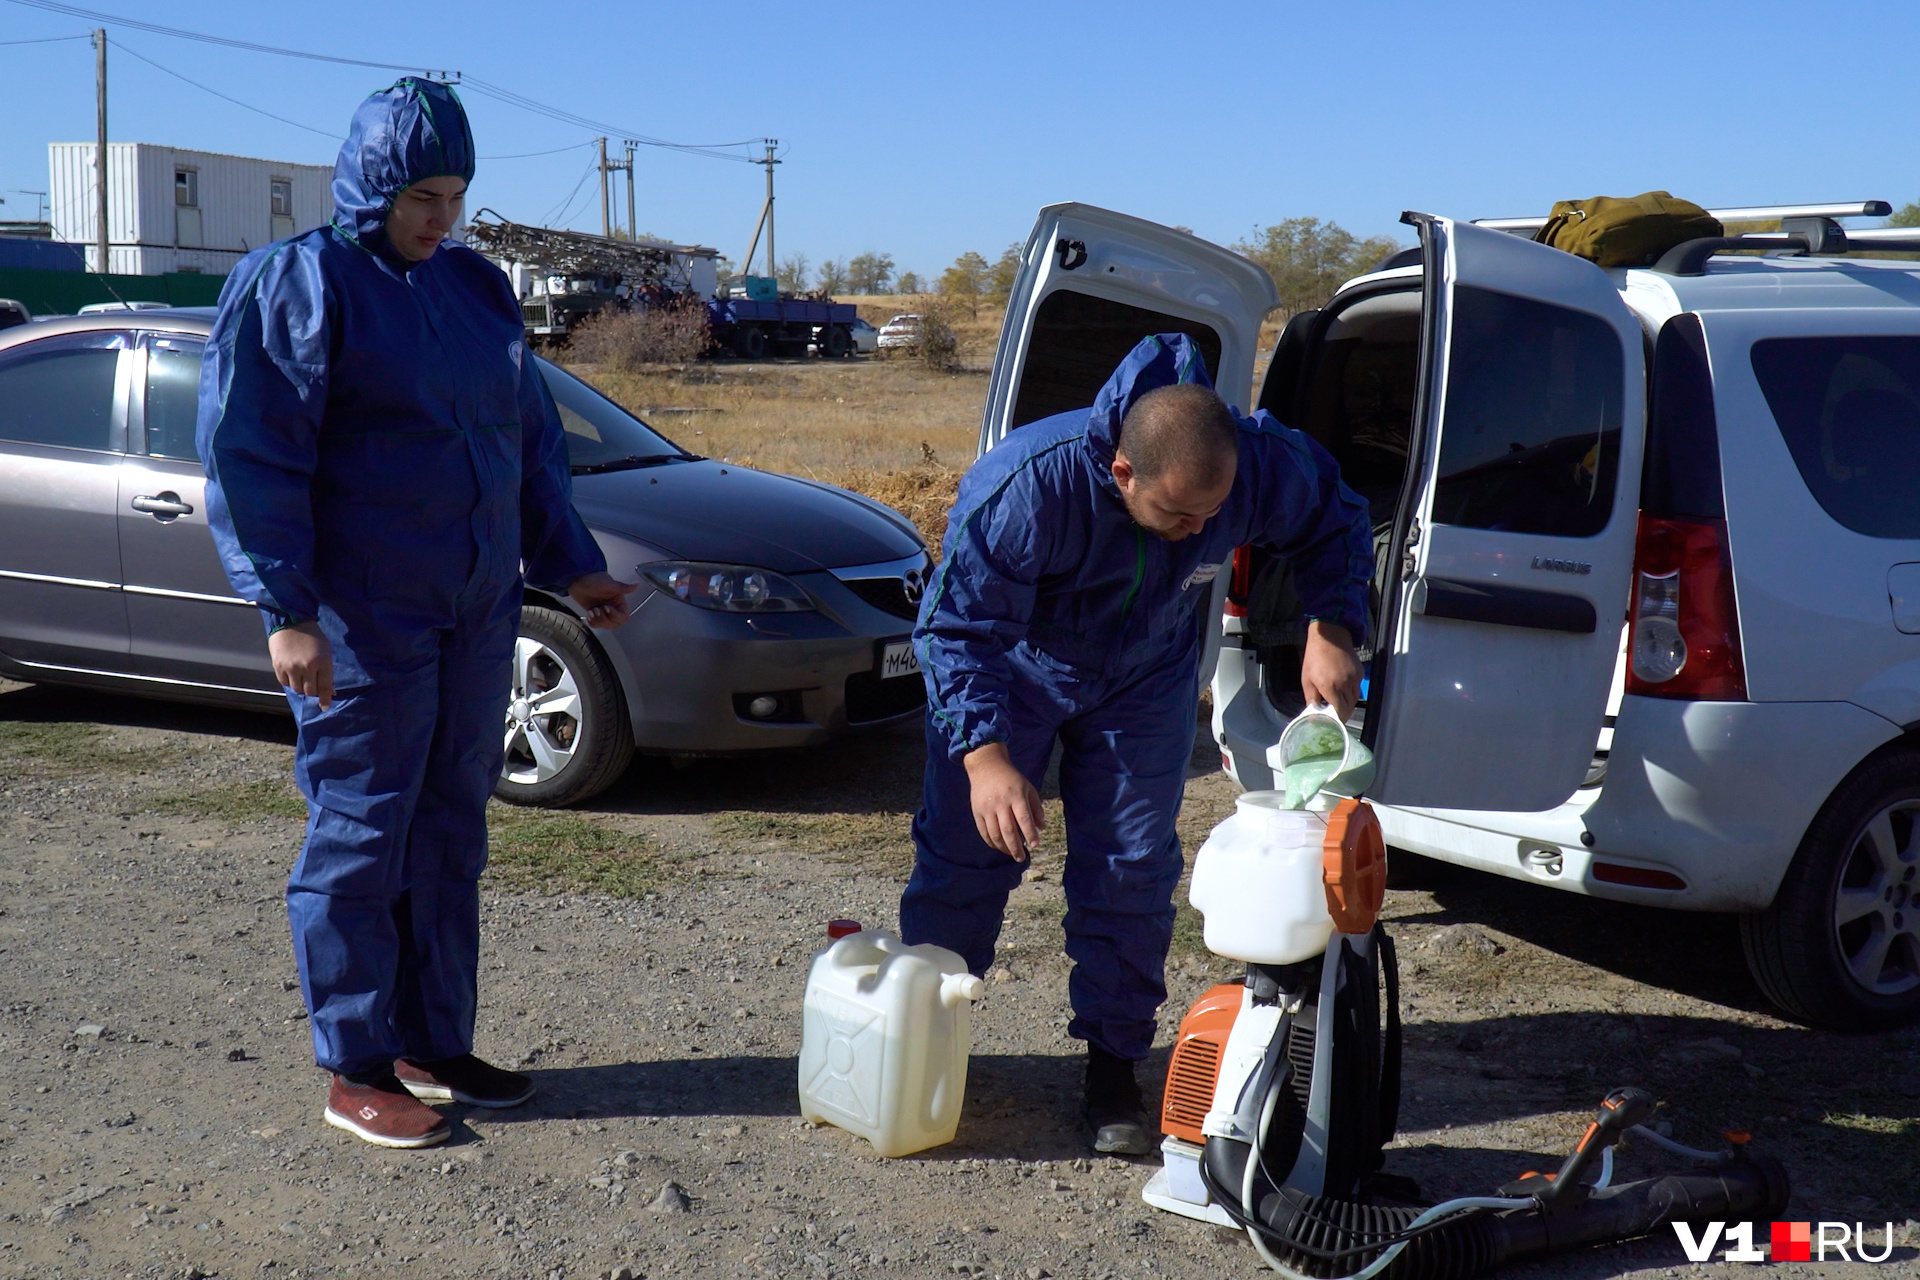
[5,0,1917,282]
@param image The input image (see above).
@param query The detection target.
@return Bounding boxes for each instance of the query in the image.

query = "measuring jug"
[798,928,985,1158]
[1277,701,1374,809]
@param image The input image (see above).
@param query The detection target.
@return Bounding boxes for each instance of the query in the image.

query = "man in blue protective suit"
[902,333,1372,1155]
[199,78,636,1149]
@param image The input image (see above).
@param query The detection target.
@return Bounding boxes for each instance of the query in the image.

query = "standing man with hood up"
[903,334,1373,1155]
[199,78,637,1149]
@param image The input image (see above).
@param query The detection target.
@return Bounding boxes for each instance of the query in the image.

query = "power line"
[5,0,769,163]
[111,37,341,140]
[7,0,439,72]
[0,31,89,42]
[479,140,597,161]
[540,154,599,228]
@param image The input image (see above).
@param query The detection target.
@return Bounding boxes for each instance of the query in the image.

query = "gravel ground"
[1,676,1915,1280]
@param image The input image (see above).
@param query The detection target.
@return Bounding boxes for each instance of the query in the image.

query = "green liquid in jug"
[1282,752,1348,810]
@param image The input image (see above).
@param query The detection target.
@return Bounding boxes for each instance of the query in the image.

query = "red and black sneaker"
[324,1075,451,1149]
[396,1054,535,1109]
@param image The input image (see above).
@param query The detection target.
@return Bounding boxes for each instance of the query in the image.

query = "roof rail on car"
[1470,201,1920,275]
[1473,201,1892,233]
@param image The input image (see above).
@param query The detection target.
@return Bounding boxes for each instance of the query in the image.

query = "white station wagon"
[979,199,1920,1032]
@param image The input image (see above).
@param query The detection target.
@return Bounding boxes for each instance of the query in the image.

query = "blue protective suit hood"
[332,77,476,253]
[1082,332,1216,481]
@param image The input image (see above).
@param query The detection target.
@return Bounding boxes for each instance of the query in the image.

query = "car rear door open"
[983,203,1278,685]
[1364,216,1644,811]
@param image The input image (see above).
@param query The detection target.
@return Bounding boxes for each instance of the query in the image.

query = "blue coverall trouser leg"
[285,590,518,1077]
[899,644,1196,1061]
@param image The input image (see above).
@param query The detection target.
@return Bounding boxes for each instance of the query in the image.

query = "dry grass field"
[564,298,1006,552]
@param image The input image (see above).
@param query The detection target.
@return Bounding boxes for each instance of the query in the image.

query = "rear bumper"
[1373,697,1902,911]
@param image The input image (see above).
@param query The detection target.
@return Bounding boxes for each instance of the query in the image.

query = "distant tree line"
[924,219,1399,319]
[772,218,1400,307]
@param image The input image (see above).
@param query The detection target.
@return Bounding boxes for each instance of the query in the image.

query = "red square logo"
[1772,1221,1811,1262]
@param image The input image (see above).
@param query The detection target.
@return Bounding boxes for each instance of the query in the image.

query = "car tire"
[1739,748,1920,1031]
[735,326,767,361]
[494,604,633,809]
[823,325,851,358]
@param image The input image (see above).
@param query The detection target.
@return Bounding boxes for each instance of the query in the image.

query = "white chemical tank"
[798,926,984,1158]
[1188,792,1335,965]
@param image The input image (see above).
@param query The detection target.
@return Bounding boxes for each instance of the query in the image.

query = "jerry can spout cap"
[941,972,986,1006]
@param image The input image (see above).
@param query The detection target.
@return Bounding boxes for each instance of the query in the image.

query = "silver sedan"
[0,310,932,807]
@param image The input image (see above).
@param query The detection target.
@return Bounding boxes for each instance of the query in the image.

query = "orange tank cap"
[1322,798,1387,934]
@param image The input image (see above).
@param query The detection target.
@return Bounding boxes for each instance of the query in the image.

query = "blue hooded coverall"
[900,335,1372,1061]
[197,79,606,1077]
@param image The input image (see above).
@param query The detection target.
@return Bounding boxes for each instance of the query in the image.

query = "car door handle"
[131,492,194,519]
[1415,576,1597,634]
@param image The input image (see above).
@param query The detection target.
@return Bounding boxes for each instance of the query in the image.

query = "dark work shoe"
[324,1075,451,1149]
[397,1054,535,1108]
[1084,1044,1155,1156]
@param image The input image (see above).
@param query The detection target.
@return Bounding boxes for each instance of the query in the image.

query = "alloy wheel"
[1832,797,1920,996]
[502,636,582,785]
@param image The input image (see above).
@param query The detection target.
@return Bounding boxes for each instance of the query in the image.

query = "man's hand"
[568,571,642,629]
[269,622,335,710]
[1301,620,1363,721]
[962,742,1043,862]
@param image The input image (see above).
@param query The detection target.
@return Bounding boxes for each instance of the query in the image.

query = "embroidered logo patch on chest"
[1182,563,1224,592]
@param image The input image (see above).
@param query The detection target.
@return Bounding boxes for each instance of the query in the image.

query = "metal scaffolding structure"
[465,209,717,288]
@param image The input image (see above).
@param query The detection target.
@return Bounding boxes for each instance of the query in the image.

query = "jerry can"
[798,926,985,1157]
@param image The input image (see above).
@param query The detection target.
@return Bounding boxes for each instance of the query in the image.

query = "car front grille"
[841,577,920,621]
[844,669,926,723]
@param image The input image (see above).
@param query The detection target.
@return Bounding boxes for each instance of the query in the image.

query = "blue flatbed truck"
[705,296,859,360]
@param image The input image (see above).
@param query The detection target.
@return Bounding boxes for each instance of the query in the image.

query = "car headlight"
[641,561,815,613]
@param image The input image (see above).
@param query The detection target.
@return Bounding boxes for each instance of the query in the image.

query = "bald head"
[1116,383,1240,489]
[1111,384,1241,541]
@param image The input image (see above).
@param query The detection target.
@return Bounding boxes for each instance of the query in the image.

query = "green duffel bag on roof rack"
[1534,191,1723,268]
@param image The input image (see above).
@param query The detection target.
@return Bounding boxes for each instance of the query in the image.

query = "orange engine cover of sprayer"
[1160,981,1242,1144]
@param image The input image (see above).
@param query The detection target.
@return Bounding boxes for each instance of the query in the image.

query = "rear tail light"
[1625,513,1745,700]
[1224,545,1253,619]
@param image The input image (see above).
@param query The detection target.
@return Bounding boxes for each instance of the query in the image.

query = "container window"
[1009,289,1221,431]
[270,179,292,218]
[174,169,198,208]
[1430,285,1623,538]
[1751,336,1920,539]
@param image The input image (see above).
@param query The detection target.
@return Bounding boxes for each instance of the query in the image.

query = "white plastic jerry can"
[798,926,985,1158]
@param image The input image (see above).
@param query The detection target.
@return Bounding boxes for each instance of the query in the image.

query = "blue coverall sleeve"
[1243,413,1376,649]
[917,468,1053,759]
[198,254,329,630]
[513,344,606,592]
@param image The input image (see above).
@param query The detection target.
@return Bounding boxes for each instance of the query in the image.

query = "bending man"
[902,334,1372,1155]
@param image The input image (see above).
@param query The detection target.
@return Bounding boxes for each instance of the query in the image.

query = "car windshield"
[537,357,693,472]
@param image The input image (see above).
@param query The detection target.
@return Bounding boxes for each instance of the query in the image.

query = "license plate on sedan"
[880,640,921,680]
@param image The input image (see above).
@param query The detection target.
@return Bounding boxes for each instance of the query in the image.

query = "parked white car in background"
[980,200,1920,1031]
[877,313,923,353]
[849,316,880,354]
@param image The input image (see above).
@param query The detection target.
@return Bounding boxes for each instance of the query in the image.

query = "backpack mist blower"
[1146,783,1789,1279]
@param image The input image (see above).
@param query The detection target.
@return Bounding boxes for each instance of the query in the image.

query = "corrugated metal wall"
[48,142,333,275]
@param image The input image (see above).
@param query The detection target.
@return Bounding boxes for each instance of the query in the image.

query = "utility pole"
[92,28,107,274]
[739,139,780,283]
[597,137,609,238]
[624,142,636,243]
